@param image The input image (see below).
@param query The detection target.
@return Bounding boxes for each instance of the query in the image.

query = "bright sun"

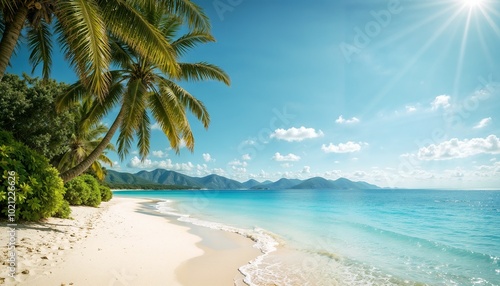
[463,0,484,8]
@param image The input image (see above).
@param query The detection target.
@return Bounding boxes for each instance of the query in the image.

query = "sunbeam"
[453,7,473,96]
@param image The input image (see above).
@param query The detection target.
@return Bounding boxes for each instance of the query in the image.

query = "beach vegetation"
[53,199,71,219]
[57,4,230,183]
[99,185,113,202]
[0,73,76,163]
[0,130,68,221]
[64,174,102,207]
[56,99,115,181]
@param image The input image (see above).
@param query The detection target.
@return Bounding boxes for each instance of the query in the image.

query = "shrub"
[83,175,101,207]
[0,130,68,221]
[53,200,71,219]
[99,185,113,202]
[64,176,91,206]
[64,174,101,207]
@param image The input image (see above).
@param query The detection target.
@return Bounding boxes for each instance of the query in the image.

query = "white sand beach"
[0,197,260,286]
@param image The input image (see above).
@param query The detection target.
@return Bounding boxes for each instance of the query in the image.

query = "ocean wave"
[154,200,279,286]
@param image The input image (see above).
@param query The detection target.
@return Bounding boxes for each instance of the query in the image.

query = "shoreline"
[0,197,261,285]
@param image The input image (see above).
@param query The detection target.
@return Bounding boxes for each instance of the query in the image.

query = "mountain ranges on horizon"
[105,169,380,190]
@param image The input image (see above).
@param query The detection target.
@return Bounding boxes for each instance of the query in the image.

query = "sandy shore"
[0,197,260,285]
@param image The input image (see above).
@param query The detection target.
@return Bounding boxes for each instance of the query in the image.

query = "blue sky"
[9,0,500,189]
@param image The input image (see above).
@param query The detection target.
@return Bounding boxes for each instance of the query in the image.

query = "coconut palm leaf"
[117,78,148,159]
[178,62,231,85]
[97,0,179,77]
[55,0,111,100]
[27,19,52,80]
[136,109,151,159]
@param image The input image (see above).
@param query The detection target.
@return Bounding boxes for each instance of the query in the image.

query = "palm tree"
[56,8,230,183]
[0,0,210,99]
[57,99,115,181]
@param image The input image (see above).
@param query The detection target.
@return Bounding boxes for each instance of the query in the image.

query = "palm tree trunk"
[60,105,126,183]
[0,5,29,80]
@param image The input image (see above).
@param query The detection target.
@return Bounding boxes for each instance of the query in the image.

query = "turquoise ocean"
[114,189,500,285]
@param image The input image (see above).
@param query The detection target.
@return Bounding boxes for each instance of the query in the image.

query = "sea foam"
[155,200,279,286]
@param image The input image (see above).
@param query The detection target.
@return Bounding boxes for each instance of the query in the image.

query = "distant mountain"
[192,174,244,189]
[291,177,334,189]
[292,177,379,190]
[242,179,261,189]
[106,170,160,185]
[252,178,303,189]
[105,169,380,190]
[135,169,201,187]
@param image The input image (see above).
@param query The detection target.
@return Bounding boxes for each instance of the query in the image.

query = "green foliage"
[0,74,77,163]
[99,185,113,202]
[57,99,115,181]
[64,174,101,207]
[83,175,101,207]
[64,176,91,206]
[0,130,68,221]
[53,200,71,219]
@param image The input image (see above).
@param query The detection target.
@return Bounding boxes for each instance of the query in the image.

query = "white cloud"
[281,163,293,168]
[212,168,226,176]
[335,115,360,124]
[405,105,417,113]
[151,122,161,130]
[270,126,324,142]
[231,165,247,174]
[473,117,492,129]
[431,95,451,110]
[417,135,500,160]
[152,150,166,158]
[127,156,195,171]
[179,138,187,149]
[128,156,172,169]
[302,166,311,174]
[321,141,366,153]
[241,139,257,146]
[228,159,248,167]
[241,154,252,161]
[272,152,301,162]
[202,153,214,162]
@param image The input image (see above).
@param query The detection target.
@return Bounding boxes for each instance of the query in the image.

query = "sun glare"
[463,0,483,8]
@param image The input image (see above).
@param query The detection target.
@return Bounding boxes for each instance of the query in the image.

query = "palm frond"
[171,32,215,56]
[178,62,231,85]
[90,162,106,180]
[109,36,135,69]
[27,19,52,79]
[55,0,111,100]
[158,14,183,42]
[56,80,87,112]
[83,72,125,129]
[163,0,211,32]
[136,109,151,159]
[160,78,210,129]
[98,0,179,77]
[117,78,148,159]
[148,87,185,152]
[97,154,114,166]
